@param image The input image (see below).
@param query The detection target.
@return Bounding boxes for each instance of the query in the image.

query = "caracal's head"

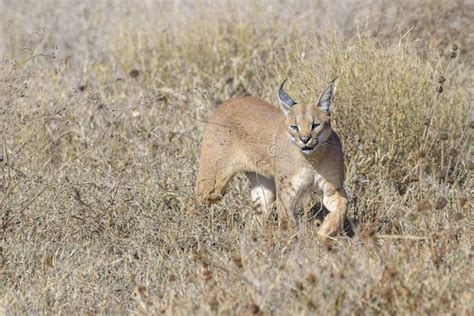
[277,78,337,155]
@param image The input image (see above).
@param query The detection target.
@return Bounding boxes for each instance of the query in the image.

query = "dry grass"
[1,0,473,314]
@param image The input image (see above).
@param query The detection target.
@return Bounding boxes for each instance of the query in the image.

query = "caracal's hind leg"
[318,187,348,239]
[196,155,238,205]
[246,172,276,225]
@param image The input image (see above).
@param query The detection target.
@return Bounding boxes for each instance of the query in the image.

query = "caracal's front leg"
[277,188,300,229]
[318,186,348,239]
[276,173,312,229]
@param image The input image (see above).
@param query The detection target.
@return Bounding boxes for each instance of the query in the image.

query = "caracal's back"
[196,96,283,201]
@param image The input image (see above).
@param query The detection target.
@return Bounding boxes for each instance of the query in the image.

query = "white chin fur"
[301,147,316,155]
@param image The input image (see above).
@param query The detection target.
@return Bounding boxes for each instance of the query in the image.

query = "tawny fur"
[195,81,347,238]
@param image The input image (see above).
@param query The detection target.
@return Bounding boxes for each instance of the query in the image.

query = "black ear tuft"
[278,79,297,113]
[317,77,338,113]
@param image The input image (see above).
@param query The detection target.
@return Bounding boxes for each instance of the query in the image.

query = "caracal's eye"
[311,122,320,130]
[290,125,299,131]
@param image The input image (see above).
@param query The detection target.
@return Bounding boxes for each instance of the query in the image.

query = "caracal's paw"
[317,212,343,240]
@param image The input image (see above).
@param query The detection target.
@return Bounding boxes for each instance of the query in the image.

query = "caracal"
[195,79,347,238]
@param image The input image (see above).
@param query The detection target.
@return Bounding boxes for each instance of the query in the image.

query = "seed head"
[438,132,448,141]
[249,302,260,314]
[280,218,289,231]
[192,250,203,263]
[202,268,212,282]
[129,69,140,78]
[168,274,176,282]
[391,168,402,180]
[305,273,317,285]
[438,86,444,93]
[458,196,468,208]
[438,76,446,84]
[435,197,448,210]
[306,299,317,310]
[232,255,243,269]
[364,223,377,239]
[323,241,334,252]
[250,230,258,242]
[208,296,219,312]
[446,176,455,184]
[450,52,457,59]
[452,44,458,51]
[416,199,432,212]
[381,266,397,285]
[295,281,305,291]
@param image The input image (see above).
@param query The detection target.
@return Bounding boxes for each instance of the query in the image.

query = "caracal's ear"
[278,79,297,115]
[317,77,338,113]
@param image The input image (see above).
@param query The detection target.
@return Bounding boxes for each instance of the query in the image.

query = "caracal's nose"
[300,135,311,144]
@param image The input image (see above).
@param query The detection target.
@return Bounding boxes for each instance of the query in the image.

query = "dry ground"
[0,0,473,314]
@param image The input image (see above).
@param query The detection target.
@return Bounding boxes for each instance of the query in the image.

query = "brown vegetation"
[1,0,472,314]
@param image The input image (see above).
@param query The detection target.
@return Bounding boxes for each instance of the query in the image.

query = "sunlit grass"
[0,0,472,314]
